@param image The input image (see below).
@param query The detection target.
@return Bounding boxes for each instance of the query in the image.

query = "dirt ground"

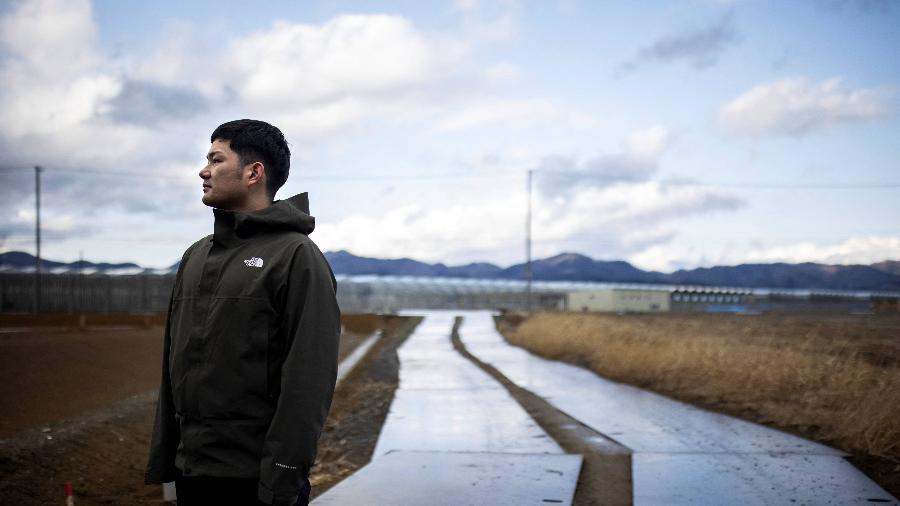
[0,315,418,505]
[0,326,164,438]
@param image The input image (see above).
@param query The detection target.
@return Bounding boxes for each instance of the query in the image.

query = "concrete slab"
[458,311,839,455]
[312,451,583,506]
[634,453,897,505]
[374,388,558,455]
[373,311,562,456]
[314,312,582,505]
[457,310,897,504]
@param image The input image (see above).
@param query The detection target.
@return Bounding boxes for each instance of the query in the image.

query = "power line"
[2,164,899,188]
[0,233,194,245]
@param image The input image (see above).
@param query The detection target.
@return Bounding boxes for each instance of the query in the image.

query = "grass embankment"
[499,312,900,494]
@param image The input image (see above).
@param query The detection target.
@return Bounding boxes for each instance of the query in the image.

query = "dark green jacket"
[145,193,341,506]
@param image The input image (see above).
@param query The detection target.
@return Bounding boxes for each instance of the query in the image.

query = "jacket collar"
[211,193,315,248]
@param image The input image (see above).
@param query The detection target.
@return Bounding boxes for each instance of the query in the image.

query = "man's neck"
[235,193,274,213]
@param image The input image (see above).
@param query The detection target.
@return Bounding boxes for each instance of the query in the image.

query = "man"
[145,119,341,506]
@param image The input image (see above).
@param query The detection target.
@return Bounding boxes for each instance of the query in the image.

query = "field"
[0,313,417,505]
[498,311,900,496]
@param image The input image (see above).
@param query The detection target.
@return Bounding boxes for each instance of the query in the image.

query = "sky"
[0,0,898,272]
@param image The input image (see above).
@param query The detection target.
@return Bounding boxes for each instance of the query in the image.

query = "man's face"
[200,139,249,209]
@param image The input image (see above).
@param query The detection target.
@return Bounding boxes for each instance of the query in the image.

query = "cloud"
[316,178,743,266]
[316,196,527,264]
[631,235,900,273]
[2,1,583,267]
[536,126,670,194]
[435,97,595,132]
[228,16,455,110]
[720,77,894,136]
[741,236,900,265]
[451,0,520,44]
[106,80,208,126]
[1,0,119,137]
[484,61,522,83]
[0,5,476,168]
[621,15,738,71]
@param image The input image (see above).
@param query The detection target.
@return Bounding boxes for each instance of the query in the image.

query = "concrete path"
[335,330,379,384]
[312,311,582,505]
[458,310,897,505]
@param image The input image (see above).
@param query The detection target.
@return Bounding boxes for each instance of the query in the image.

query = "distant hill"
[3,249,899,291]
[324,250,503,278]
[872,260,900,276]
[500,252,666,283]
[0,251,143,273]
[667,263,900,291]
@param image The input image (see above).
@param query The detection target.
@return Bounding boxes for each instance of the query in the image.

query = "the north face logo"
[243,257,264,268]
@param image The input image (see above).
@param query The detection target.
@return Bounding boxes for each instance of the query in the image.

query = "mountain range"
[3,250,899,292]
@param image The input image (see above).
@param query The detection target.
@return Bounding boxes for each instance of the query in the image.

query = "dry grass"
[500,311,900,462]
[341,313,384,334]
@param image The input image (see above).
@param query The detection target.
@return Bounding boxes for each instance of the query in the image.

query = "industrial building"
[566,287,755,314]
[567,288,670,313]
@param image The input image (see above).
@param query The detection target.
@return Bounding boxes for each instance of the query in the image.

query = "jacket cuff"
[258,482,304,506]
[144,465,177,485]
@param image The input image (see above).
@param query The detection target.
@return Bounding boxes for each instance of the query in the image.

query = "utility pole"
[34,165,42,313]
[525,169,533,312]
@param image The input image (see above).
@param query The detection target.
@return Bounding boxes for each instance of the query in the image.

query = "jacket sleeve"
[258,240,341,506]
[144,244,193,484]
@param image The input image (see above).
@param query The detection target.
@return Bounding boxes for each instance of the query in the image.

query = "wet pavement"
[312,311,582,505]
[458,310,898,505]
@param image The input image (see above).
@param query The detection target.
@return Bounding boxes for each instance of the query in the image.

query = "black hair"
[210,119,291,199]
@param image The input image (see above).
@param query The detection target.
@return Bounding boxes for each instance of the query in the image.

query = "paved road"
[458,310,897,505]
[313,311,582,505]
[314,310,896,505]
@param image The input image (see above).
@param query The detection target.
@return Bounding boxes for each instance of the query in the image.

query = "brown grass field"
[499,311,900,496]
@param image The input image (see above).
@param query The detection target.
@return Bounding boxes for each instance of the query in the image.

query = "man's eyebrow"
[206,150,224,159]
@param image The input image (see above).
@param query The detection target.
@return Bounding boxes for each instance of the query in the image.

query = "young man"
[145,119,341,506]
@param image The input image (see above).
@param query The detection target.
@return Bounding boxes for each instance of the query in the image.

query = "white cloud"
[631,236,900,273]
[485,61,522,83]
[720,77,894,136]
[229,16,453,110]
[435,97,594,132]
[539,181,741,243]
[741,236,900,265]
[537,126,671,193]
[0,0,125,140]
[1,0,600,268]
[317,179,742,266]
[315,194,527,263]
[452,0,520,44]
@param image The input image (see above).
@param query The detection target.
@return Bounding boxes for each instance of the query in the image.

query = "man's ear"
[247,161,266,187]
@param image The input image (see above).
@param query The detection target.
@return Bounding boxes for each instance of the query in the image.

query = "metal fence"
[3,272,890,315]
[1,272,174,313]
[0,272,559,314]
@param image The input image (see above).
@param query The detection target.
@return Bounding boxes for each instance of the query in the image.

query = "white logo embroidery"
[243,257,264,268]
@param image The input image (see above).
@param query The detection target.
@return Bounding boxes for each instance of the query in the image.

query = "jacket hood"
[213,193,315,246]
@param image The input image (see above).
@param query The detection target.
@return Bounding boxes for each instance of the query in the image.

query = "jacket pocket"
[198,297,274,419]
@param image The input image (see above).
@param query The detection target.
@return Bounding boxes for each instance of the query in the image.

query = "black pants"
[174,475,267,506]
